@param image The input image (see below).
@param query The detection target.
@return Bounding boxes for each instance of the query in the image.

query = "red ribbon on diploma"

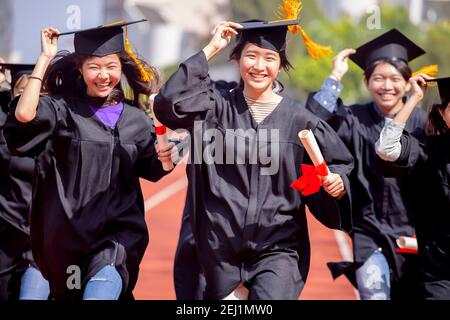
[155,125,167,135]
[396,234,418,255]
[291,162,328,196]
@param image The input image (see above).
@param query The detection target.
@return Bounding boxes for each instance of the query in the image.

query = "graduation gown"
[387,132,450,299]
[154,51,354,299]
[0,105,33,299]
[4,95,169,299]
[306,95,427,297]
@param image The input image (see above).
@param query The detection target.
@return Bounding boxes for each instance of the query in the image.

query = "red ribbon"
[155,125,167,135]
[395,248,418,255]
[396,234,418,255]
[290,162,328,196]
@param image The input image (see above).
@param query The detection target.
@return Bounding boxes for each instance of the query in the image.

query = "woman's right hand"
[40,27,60,60]
[329,48,356,82]
[203,21,242,61]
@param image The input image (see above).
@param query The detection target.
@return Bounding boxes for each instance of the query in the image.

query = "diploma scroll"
[149,94,174,171]
[291,129,330,196]
[298,129,329,175]
[396,236,418,251]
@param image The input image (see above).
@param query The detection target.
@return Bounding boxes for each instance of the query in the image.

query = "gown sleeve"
[153,51,218,130]
[3,95,58,157]
[304,119,354,232]
[380,132,427,176]
[305,92,356,148]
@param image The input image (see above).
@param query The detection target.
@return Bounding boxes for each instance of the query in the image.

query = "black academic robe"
[306,95,427,298]
[154,51,354,300]
[387,132,450,300]
[173,80,239,300]
[4,95,169,300]
[0,103,33,299]
[173,206,206,300]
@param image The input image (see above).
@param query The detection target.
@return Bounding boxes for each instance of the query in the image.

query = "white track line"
[333,230,361,300]
[333,230,353,261]
[144,177,188,212]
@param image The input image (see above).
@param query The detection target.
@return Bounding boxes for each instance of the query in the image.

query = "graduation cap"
[59,19,146,56]
[59,19,153,82]
[235,0,332,59]
[350,28,425,70]
[0,63,35,87]
[238,19,300,52]
[426,77,450,105]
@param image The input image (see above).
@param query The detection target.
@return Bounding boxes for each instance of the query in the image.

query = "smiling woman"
[3,20,178,300]
[154,16,354,300]
[80,55,122,98]
[305,28,429,300]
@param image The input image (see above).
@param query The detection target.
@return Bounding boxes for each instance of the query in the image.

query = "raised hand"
[203,21,242,61]
[330,48,356,82]
[40,27,60,60]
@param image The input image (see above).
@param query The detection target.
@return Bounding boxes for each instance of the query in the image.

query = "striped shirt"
[244,95,282,124]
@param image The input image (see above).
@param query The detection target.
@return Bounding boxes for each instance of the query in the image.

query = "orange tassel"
[124,26,153,82]
[275,0,302,34]
[275,0,332,59]
[299,27,333,60]
[412,64,438,77]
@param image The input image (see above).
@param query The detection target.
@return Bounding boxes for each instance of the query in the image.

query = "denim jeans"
[83,265,122,300]
[355,248,391,300]
[19,266,50,300]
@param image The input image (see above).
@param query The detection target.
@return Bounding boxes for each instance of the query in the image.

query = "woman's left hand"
[156,142,178,164]
[321,173,346,199]
[409,73,431,102]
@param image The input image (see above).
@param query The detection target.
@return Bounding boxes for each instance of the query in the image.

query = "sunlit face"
[12,75,29,98]
[439,102,450,129]
[80,54,122,98]
[365,62,410,113]
[237,43,281,95]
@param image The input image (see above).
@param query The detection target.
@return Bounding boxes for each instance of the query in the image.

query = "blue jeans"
[83,265,122,300]
[19,266,50,300]
[355,248,391,300]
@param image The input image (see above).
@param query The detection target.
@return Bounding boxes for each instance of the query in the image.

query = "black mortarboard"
[59,19,147,57]
[426,77,450,105]
[350,28,425,70]
[237,19,300,52]
[0,63,35,87]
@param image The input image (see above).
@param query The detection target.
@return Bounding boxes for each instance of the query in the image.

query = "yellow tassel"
[275,0,302,34]
[299,27,333,60]
[412,64,438,77]
[274,0,332,59]
[124,26,153,82]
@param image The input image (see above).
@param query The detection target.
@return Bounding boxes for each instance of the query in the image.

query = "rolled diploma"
[298,129,329,175]
[396,236,418,250]
[149,94,174,171]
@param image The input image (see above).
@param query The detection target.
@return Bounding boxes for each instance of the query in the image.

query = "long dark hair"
[427,102,450,135]
[364,59,412,82]
[44,51,161,108]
